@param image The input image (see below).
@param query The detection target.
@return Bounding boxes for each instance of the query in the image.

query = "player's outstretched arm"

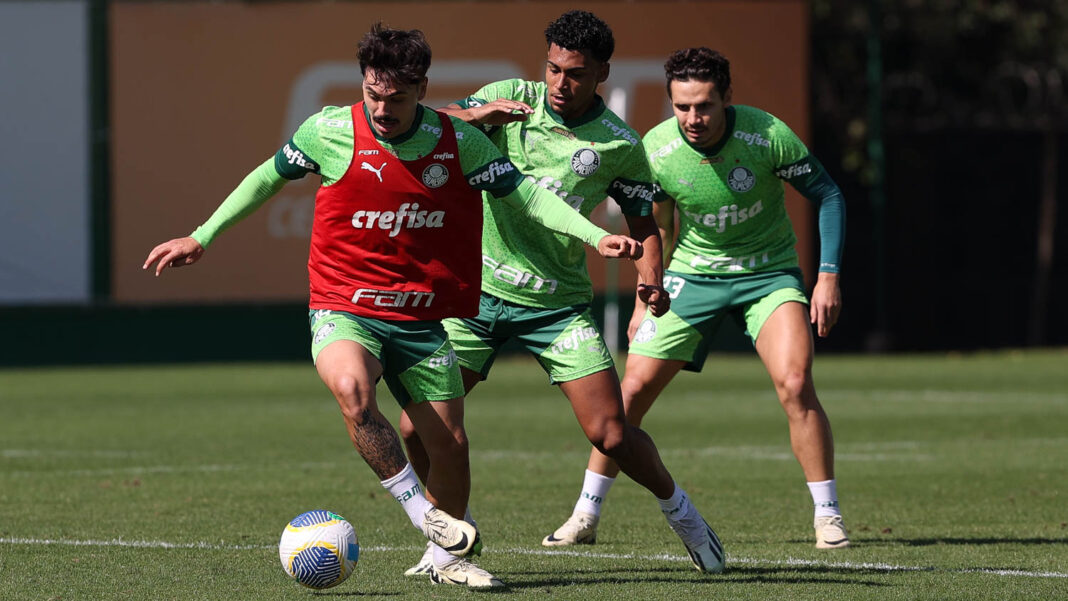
[503,178,642,259]
[142,159,287,277]
[439,100,533,127]
[143,237,205,277]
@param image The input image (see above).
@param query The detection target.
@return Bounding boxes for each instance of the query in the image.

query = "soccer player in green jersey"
[550,47,851,549]
[143,24,646,589]
[397,11,725,575]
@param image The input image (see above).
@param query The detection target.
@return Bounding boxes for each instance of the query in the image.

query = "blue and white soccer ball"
[278,510,360,589]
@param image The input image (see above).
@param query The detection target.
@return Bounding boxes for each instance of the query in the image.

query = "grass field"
[2,350,1066,600]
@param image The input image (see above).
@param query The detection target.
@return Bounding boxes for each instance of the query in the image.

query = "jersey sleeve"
[778,154,846,274]
[272,110,326,180]
[190,158,288,248]
[453,116,525,197]
[607,139,657,216]
[767,114,811,170]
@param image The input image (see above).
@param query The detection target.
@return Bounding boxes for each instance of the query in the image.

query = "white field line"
[1,537,1065,580]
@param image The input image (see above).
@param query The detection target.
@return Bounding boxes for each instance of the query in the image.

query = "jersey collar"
[543,91,606,128]
[679,106,736,157]
[361,103,426,145]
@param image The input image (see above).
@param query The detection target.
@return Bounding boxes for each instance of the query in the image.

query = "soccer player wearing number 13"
[551,47,852,550]
[143,24,645,589]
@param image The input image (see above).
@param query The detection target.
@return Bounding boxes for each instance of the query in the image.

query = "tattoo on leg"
[349,409,409,480]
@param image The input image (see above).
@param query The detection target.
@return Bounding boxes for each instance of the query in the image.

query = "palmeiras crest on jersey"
[313,322,336,344]
[422,163,449,188]
[570,147,601,177]
[633,318,657,343]
[728,166,755,192]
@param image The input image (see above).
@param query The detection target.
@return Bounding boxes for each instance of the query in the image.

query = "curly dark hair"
[544,10,614,63]
[357,22,432,87]
[664,47,731,97]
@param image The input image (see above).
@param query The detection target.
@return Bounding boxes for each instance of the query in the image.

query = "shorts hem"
[547,361,616,385]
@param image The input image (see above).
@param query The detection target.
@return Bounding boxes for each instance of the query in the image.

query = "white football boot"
[541,511,599,546]
[430,558,505,588]
[814,515,851,549]
[422,507,481,557]
[404,541,434,577]
[666,503,725,573]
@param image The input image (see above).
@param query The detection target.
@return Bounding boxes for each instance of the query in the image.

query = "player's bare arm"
[810,272,842,337]
[625,213,669,318]
[142,236,205,277]
[440,100,533,127]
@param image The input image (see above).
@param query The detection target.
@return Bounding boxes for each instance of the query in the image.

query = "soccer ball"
[278,510,360,589]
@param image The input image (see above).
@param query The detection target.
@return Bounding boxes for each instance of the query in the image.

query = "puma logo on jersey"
[361,161,387,182]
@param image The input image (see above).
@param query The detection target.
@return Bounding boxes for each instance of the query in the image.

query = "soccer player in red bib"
[143,23,641,589]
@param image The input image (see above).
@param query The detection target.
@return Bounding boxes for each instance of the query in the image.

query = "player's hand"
[143,236,205,277]
[597,235,643,260]
[637,284,670,317]
[470,99,534,126]
[810,272,842,337]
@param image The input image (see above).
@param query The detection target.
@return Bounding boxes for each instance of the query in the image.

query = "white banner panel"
[0,0,90,303]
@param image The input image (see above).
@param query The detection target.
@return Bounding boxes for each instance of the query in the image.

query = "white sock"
[656,482,691,522]
[807,479,842,518]
[380,463,433,530]
[573,469,615,517]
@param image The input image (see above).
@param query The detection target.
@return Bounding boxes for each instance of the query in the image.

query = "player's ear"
[722,86,733,106]
[417,78,428,101]
[597,61,610,84]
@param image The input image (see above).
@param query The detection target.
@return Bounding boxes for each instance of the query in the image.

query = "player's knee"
[329,375,375,423]
[589,420,627,457]
[776,370,817,414]
[426,428,469,461]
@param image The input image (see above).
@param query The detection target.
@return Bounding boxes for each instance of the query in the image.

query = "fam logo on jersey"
[727,166,756,192]
[422,163,449,188]
[571,148,601,177]
[313,322,336,345]
[632,318,657,344]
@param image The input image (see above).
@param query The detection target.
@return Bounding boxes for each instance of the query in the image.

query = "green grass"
[1,350,1066,600]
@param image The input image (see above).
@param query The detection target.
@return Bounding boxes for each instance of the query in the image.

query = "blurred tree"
[811,0,1066,348]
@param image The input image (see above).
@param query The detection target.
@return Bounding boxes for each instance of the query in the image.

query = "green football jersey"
[457,79,657,308]
[275,104,522,196]
[644,105,812,276]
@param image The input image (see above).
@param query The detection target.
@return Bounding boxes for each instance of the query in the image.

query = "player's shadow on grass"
[854,536,1068,547]
[505,565,891,589]
[309,592,403,597]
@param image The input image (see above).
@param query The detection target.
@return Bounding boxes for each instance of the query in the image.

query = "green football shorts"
[628,269,808,372]
[308,309,464,406]
[442,293,615,384]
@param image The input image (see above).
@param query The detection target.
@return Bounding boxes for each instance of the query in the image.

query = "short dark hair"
[544,10,614,63]
[664,47,731,97]
[357,22,432,87]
